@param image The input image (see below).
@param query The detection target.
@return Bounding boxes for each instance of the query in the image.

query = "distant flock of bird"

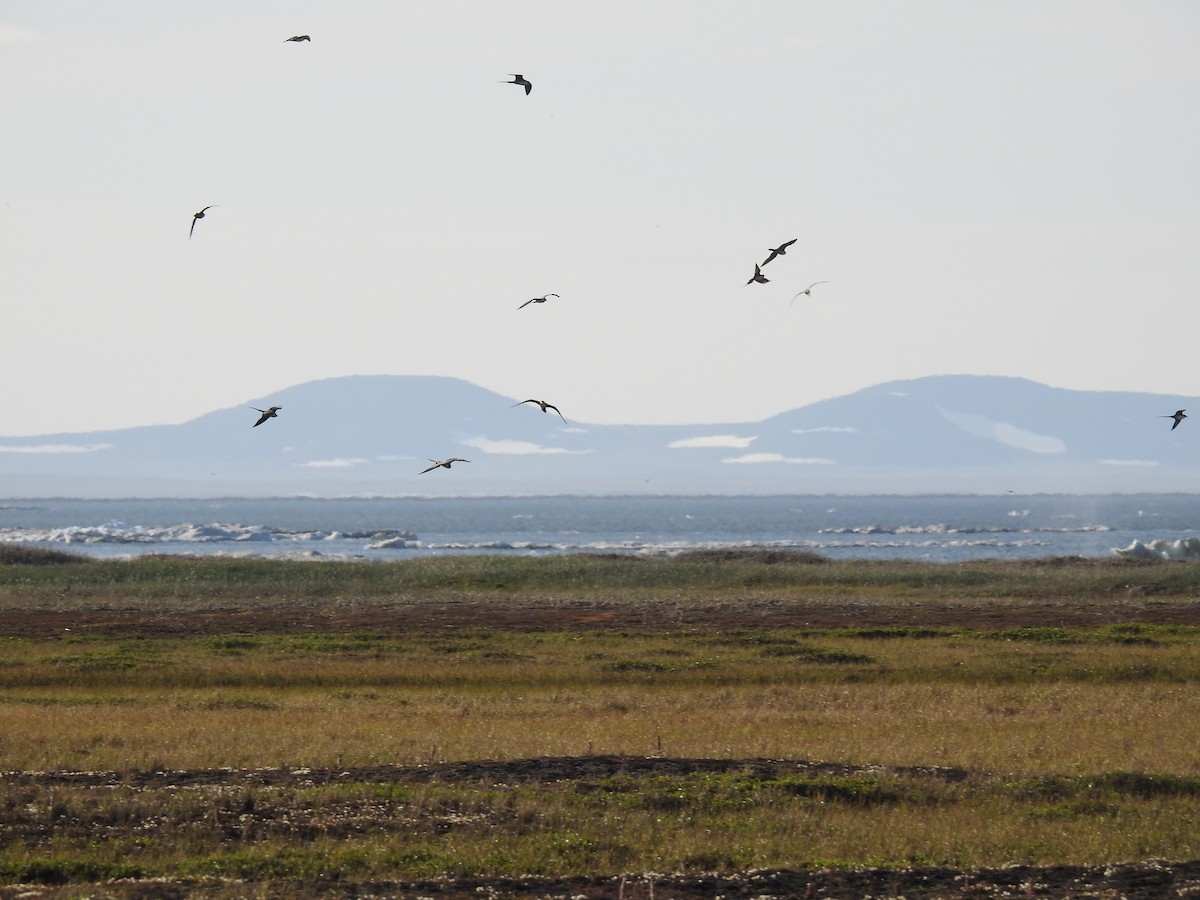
[195,34,1188,474]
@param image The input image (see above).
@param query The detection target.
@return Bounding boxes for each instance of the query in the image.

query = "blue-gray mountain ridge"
[0,375,1195,497]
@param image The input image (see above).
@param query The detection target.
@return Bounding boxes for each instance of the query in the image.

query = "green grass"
[1,550,1199,610]
[1,769,1196,884]
[0,551,1198,890]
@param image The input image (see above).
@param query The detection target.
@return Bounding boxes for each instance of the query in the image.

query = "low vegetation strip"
[0,757,1197,897]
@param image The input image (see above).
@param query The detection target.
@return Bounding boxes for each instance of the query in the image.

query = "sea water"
[1,495,1198,562]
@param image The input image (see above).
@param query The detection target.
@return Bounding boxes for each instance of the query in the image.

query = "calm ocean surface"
[1,495,1198,562]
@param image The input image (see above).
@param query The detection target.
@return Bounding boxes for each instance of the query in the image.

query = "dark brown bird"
[504,74,532,95]
[1163,409,1187,430]
[513,399,567,423]
[251,406,282,427]
[518,293,558,310]
[284,34,311,42]
[746,264,769,285]
[189,205,216,239]
[762,238,797,266]
[419,457,470,474]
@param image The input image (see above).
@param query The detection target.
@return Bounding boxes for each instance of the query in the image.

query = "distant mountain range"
[1,374,1197,497]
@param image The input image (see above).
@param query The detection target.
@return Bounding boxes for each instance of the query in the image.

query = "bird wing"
[781,238,797,250]
[253,414,269,427]
[517,299,534,309]
[547,404,566,422]
[762,250,779,266]
[523,81,532,94]
[189,217,197,239]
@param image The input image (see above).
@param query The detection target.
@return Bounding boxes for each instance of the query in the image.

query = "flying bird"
[762,238,797,266]
[284,34,311,42]
[518,293,559,310]
[189,205,217,239]
[789,281,831,306]
[746,264,769,285]
[504,74,532,95]
[251,406,282,427]
[419,458,470,474]
[1163,409,1187,430]
[513,398,567,423]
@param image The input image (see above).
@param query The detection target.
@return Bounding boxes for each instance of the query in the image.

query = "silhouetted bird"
[746,264,769,285]
[284,34,311,42]
[789,281,831,306]
[504,74,532,95]
[518,293,558,310]
[189,206,216,239]
[513,399,567,423]
[419,458,470,474]
[251,406,282,427]
[1163,409,1187,430]
[762,238,797,266]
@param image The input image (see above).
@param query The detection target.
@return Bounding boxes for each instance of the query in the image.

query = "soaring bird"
[789,281,831,306]
[762,238,797,266]
[746,264,769,285]
[513,398,567,423]
[518,293,558,310]
[284,34,311,42]
[419,457,470,474]
[251,406,282,427]
[504,74,532,95]
[1163,409,1188,430]
[189,206,216,239]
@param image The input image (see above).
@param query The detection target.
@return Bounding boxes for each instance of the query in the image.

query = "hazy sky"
[3,1,1198,436]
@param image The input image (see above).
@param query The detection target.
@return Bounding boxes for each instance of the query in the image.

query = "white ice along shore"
[1112,538,1200,560]
[0,522,416,545]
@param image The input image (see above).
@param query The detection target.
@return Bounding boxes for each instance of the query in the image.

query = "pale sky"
[3,1,1198,437]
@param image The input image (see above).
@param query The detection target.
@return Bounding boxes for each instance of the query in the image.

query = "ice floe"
[1112,538,1200,560]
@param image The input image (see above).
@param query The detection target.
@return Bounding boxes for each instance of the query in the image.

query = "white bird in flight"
[189,205,217,239]
[504,74,532,95]
[514,399,567,423]
[762,238,797,266]
[746,264,769,285]
[251,406,282,427]
[789,282,830,307]
[518,293,559,310]
[419,458,470,474]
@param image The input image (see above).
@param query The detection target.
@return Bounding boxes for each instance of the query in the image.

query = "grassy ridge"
[1,549,1198,609]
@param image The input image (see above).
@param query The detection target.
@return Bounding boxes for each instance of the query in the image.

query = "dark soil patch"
[2,596,1198,639]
